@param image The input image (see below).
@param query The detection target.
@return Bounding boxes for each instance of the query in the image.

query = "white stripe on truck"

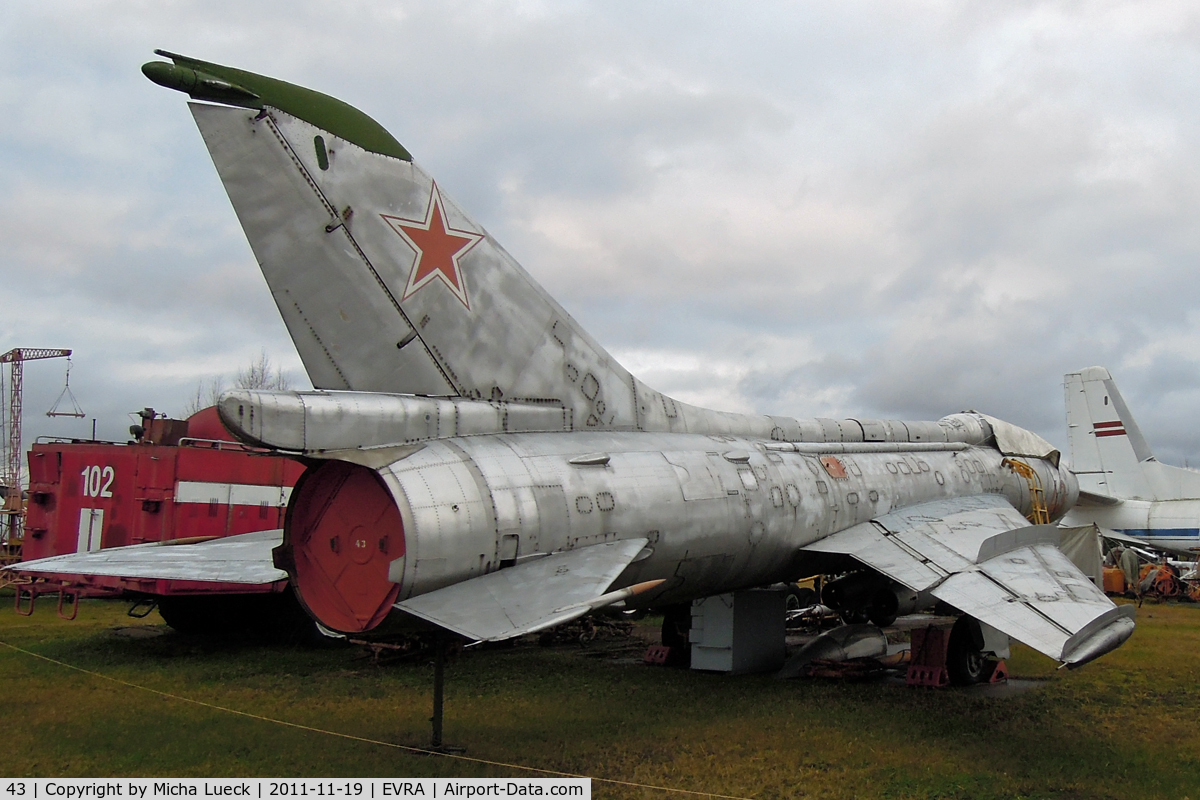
[174,481,292,506]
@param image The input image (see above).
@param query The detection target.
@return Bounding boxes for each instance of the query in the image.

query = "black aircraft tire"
[867,588,899,627]
[786,586,817,611]
[158,593,327,645]
[659,604,693,667]
[157,595,225,635]
[256,592,331,646]
[947,615,987,686]
[867,607,898,628]
[840,607,870,625]
[661,604,691,650]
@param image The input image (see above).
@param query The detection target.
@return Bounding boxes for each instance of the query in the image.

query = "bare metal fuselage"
[381,432,1073,606]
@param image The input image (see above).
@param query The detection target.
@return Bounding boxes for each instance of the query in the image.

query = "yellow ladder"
[1003,458,1050,525]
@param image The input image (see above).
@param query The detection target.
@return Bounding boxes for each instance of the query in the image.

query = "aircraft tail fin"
[146,51,674,432]
[1064,367,1155,499]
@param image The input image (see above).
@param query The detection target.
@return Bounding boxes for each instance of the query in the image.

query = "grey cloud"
[5,0,1200,472]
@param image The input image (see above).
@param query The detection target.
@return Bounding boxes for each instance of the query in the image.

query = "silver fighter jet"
[16,52,1135,679]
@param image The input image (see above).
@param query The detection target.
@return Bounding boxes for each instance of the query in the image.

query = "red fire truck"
[16,406,311,637]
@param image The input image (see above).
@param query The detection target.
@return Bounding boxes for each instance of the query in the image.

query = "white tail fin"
[1063,367,1200,501]
[1065,367,1153,498]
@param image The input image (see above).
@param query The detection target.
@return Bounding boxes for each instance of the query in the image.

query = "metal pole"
[7,357,23,493]
[431,636,445,748]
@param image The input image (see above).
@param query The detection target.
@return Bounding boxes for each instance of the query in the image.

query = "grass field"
[1,596,1198,800]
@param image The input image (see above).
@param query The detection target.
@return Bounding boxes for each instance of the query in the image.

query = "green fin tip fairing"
[142,49,412,162]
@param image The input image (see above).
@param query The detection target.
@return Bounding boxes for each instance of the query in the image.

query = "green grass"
[0,596,1197,800]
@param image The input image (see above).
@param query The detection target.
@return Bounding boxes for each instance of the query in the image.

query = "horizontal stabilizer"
[1077,490,1122,507]
[6,530,286,586]
[394,538,649,642]
[802,495,1132,665]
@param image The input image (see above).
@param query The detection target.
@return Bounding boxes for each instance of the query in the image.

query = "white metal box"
[689,589,785,674]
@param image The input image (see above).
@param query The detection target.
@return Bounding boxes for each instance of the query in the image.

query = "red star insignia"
[381,182,484,309]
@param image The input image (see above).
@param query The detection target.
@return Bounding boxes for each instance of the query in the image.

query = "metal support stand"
[431,636,445,747]
[428,636,465,754]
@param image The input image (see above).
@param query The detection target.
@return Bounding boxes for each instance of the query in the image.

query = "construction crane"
[0,348,72,558]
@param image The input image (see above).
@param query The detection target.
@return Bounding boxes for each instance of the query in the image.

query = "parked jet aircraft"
[1062,366,1200,556]
[12,51,1135,682]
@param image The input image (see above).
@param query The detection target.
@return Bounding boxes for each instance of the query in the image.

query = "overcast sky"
[3,1,1200,473]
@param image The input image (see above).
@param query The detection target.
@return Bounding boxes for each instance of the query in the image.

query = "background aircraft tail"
[1063,366,1200,501]
[1065,367,1154,498]
[148,51,689,433]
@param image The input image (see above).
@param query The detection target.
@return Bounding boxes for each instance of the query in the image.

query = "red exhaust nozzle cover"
[287,461,403,632]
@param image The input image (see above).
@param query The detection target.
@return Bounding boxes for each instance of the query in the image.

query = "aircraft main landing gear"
[946,615,1007,686]
[907,616,1009,688]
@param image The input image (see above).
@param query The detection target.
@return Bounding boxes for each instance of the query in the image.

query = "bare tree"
[235,350,291,391]
[183,376,225,417]
[183,351,290,416]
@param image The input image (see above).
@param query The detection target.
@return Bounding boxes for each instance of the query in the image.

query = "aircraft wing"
[394,538,650,642]
[7,530,287,585]
[1091,526,1153,550]
[1087,526,1200,558]
[802,494,1134,667]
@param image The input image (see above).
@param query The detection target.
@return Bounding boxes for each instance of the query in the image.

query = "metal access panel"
[689,589,785,674]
